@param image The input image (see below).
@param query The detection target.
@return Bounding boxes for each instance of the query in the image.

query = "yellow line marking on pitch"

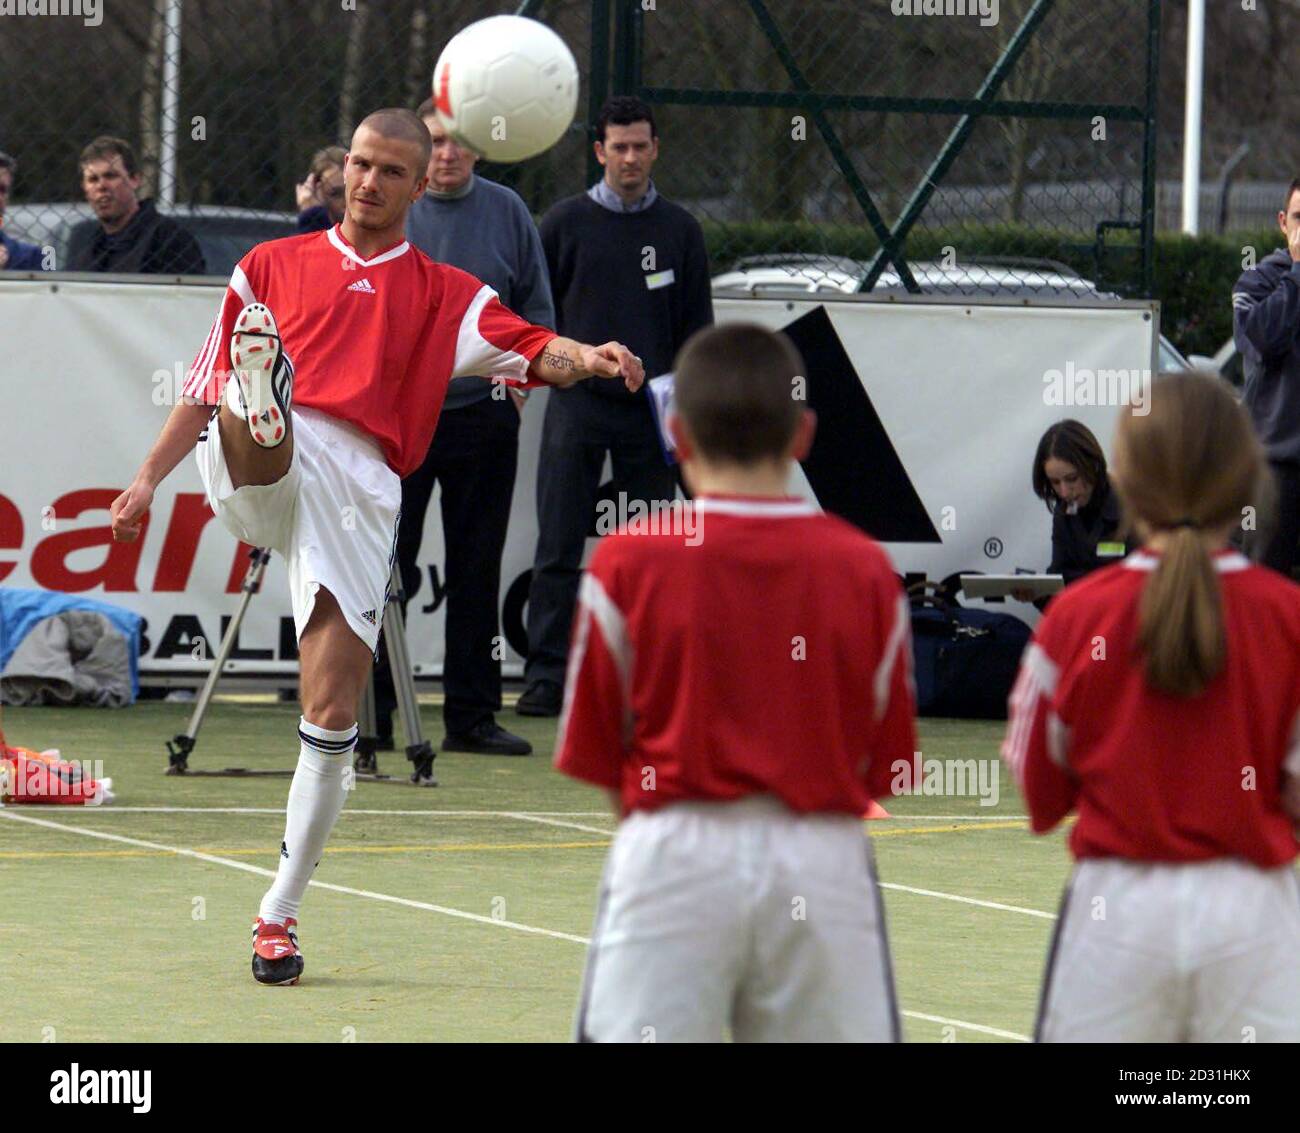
[0,839,610,861]
[869,819,1028,838]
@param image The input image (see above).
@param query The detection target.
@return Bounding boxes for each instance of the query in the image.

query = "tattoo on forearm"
[541,348,577,373]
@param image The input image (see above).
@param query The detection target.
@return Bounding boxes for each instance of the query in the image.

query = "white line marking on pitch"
[901,1010,1029,1042]
[22,807,615,819]
[0,811,588,944]
[880,882,1055,920]
[499,812,616,836]
[1,810,1034,1041]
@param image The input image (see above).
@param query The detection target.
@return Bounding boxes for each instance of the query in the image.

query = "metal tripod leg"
[166,547,272,773]
[353,675,380,774]
[375,563,437,787]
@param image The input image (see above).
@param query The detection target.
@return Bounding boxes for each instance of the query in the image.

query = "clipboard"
[645,372,678,465]
[960,573,1064,600]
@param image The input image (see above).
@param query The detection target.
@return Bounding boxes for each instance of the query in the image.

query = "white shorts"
[576,796,900,1043]
[1037,858,1300,1042]
[196,405,401,653]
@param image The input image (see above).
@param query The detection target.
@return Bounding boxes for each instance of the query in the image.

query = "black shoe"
[516,680,562,717]
[442,721,533,756]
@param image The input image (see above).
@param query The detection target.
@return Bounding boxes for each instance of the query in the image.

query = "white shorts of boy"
[576,795,900,1043]
[1037,857,1300,1042]
[195,405,400,653]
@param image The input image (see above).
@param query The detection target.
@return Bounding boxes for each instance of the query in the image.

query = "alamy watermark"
[890,751,1000,807]
[890,0,998,28]
[1043,362,1151,416]
[594,493,702,546]
[0,0,102,27]
[0,757,110,804]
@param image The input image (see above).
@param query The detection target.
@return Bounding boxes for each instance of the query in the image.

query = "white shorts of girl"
[195,405,400,653]
[575,796,900,1043]
[1036,857,1300,1042]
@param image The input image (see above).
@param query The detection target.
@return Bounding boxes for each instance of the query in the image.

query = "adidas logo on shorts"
[361,609,378,625]
[347,277,376,294]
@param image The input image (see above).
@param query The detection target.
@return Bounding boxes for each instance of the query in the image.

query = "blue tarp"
[0,589,143,698]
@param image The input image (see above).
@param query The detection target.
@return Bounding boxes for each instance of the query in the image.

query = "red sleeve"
[181,255,260,404]
[553,548,631,792]
[1001,624,1077,833]
[449,275,555,386]
[865,589,919,800]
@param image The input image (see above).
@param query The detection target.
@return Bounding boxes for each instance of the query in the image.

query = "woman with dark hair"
[1030,419,1130,586]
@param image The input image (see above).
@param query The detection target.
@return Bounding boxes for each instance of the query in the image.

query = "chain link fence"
[0,0,1158,296]
[636,0,1158,299]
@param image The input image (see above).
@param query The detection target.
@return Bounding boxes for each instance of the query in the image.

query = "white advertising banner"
[0,277,1157,679]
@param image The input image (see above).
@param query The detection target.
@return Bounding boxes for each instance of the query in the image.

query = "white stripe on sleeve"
[872,593,912,723]
[1001,643,1059,782]
[555,572,635,751]
[451,284,530,382]
[182,265,255,400]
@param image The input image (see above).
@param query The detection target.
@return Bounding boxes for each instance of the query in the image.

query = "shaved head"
[354,108,432,170]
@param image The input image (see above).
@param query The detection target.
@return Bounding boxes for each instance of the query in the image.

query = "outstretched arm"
[110,401,212,542]
[527,336,644,392]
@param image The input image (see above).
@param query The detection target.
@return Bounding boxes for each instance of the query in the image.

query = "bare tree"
[337,1,371,146]
[137,0,168,198]
[996,0,1061,224]
[405,3,430,110]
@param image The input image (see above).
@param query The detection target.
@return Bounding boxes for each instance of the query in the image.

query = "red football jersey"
[553,495,917,817]
[181,226,555,477]
[1002,549,1300,866]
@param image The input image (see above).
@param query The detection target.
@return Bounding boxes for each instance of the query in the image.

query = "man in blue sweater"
[1234,177,1300,576]
[373,101,555,755]
[517,97,714,717]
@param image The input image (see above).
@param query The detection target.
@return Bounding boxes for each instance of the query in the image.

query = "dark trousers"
[1260,460,1300,578]
[525,387,676,688]
[375,394,520,734]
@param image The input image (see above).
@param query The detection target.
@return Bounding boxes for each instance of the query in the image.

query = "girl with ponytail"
[1003,371,1300,1042]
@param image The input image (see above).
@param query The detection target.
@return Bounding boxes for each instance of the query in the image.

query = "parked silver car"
[712,253,1195,374]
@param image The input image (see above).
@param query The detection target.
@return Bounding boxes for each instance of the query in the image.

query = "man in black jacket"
[1234,177,1300,576]
[517,97,713,716]
[69,136,204,275]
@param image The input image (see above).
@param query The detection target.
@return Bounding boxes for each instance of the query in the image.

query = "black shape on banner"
[781,305,940,543]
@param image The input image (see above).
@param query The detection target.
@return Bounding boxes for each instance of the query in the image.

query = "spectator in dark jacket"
[68,136,204,275]
[1233,176,1300,576]
[517,96,714,716]
[1015,419,1131,605]
[0,150,45,271]
[295,146,347,233]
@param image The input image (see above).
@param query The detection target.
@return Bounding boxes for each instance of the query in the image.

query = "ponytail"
[1136,524,1225,697]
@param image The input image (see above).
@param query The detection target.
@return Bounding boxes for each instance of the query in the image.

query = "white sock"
[258,717,356,925]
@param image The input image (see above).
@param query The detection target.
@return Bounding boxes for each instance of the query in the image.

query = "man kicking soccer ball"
[555,323,915,1041]
[109,108,643,986]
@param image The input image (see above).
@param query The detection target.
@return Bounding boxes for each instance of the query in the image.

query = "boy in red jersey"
[555,323,916,1042]
[108,108,644,986]
[1003,371,1300,1042]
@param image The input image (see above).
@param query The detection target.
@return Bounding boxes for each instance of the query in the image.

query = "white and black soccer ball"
[431,15,579,164]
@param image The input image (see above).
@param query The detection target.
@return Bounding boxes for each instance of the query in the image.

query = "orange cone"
[865,799,890,819]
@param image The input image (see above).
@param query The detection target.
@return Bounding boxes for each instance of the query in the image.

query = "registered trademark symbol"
[983,537,1003,559]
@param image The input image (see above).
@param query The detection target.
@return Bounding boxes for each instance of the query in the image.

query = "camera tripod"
[165,547,437,786]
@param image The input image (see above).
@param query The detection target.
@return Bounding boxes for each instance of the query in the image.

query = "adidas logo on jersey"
[347,277,376,294]
[361,609,378,625]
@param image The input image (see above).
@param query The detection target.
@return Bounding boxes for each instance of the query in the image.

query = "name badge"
[1096,541,1126,558]
[645,269,675,290]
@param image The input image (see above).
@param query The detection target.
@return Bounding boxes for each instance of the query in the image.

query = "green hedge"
[700,221,1287,359]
